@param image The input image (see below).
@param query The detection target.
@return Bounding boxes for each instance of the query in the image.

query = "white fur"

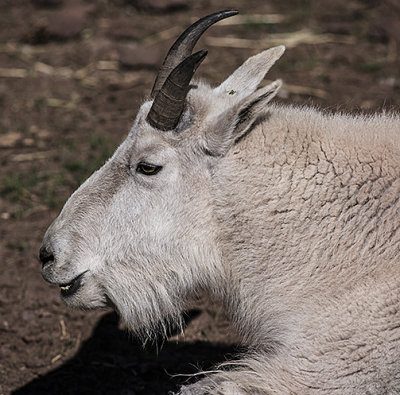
[41,44,400,394]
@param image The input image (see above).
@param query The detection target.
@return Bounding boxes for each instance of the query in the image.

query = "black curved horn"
[147,50,207,131]
[150,10,238,98]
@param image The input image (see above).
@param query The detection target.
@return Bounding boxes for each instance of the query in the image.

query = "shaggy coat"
[41,38,400,393]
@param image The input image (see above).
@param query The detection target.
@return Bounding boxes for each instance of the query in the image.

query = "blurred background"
[1,0,399,393]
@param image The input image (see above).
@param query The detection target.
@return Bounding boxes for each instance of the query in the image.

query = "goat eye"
[136,162,162,176]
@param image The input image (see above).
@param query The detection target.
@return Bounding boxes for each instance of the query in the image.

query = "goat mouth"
[59,271,87,298]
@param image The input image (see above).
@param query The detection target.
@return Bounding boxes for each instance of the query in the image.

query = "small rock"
[128,0,193,12]
[379,77,397,87]
[0,132,22,148]
[21,311,35,321]
[23,2,94,43]
[118,44,160,69]
[30,125,51,139]
[369,17,400,44]
[22,25,49,45]
[22,138,35,146]
[1,212,10,220]
[46,9,87,39]
[31,0,64,7]
[45,1,95,40]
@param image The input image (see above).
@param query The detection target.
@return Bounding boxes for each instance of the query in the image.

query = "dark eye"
[136,162,162,176]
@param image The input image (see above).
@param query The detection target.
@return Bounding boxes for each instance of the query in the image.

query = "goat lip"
[59,271,87,298]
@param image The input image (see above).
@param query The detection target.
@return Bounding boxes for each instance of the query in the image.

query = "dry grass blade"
[207,29,356,49]
[0,67,27,78]
[59,318,68,339]
[97,60,119,71]
[0,59,142,92]
[284,83,327,99]
[10,151,54,162]
[51,354,62,364]
[214,14,285,25]
[46,98,76,108]
[33,62,54,75]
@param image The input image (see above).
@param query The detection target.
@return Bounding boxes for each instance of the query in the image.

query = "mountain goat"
[40,10,400,394]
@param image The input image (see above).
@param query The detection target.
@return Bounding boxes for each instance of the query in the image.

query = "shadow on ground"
[13,312,239,395]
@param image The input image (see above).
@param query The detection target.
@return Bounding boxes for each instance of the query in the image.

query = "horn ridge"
[150,10,238,98]
[147,50,207,131]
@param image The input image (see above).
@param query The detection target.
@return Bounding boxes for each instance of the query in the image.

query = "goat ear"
[214,46,285,102]
[204,79,282,157]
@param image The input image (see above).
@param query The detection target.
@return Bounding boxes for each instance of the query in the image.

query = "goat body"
[40,11,400,394]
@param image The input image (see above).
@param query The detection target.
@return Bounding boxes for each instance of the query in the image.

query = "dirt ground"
[0,0,399,393]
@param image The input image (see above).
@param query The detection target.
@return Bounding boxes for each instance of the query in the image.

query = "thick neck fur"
[212,104,400,348]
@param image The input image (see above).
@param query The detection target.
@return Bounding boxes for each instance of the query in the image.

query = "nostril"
[39,245,54,266]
